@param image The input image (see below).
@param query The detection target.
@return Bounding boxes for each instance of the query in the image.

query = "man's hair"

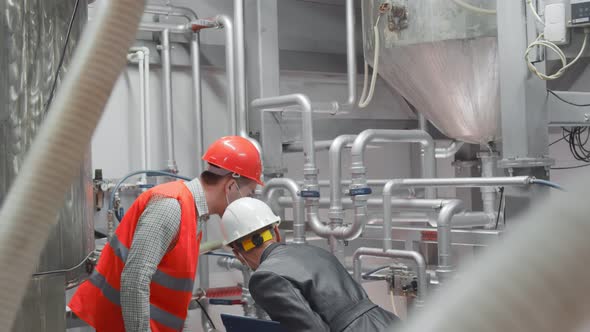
[200,170,253,187]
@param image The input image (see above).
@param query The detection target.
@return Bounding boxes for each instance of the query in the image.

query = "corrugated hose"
[0,0,146,329]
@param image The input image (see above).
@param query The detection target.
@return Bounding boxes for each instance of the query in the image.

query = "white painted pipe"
[160,29,177,172]
[216,15,237,136]
[396,185,590,332]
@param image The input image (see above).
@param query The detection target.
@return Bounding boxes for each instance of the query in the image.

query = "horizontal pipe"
[138,22,189,33]
[386,177,532,189]
[277,197,445,209]
[367,212,491,228]
[144,4,198,20]
[353,247,427,307]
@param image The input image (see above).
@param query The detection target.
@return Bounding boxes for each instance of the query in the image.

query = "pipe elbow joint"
[383,179,404,195]
[290,93,312,112]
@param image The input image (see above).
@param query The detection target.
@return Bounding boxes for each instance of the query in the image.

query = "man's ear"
[273,225,282,243]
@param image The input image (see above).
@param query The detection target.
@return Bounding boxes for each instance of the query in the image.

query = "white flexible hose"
[358,15,381,109]
[0,0,146,329]
[395,180,590,332]
[389,291,398,317]
[452,0,497,15]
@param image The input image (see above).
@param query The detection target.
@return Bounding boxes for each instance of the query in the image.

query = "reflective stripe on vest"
[89,271,185,331]
[110,234,194,292]
[69,181,200,332]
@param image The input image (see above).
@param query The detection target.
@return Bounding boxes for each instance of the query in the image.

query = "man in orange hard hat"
[69,136,263,332]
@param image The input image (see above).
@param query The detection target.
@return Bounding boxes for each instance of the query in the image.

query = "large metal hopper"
[362,0,500,145]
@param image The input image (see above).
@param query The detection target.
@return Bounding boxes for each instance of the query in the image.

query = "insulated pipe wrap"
[0,1,145,328]
[396,185,590,332]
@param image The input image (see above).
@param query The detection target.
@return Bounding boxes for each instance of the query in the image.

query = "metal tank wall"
[362,0,500,145]
[0,0,93,330]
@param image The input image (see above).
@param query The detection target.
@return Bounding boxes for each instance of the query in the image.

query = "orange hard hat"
[202,136,263,185]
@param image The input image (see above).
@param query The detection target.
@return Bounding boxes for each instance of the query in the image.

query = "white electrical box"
[544,3,568,44]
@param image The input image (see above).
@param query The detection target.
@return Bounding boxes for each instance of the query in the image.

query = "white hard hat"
[219,197,281,245]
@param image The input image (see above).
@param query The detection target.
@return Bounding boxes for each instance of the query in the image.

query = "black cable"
[44,0,81,112]
[494,187,505,230]
[552,163,590,170]
[33,251,94,276]
[549,136,566,147]
[195,299,217,329]
[361,265,390,280]
[547,90,590,107]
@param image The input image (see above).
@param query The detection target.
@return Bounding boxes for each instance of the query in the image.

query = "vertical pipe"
[436,199,464,283]
[345,0,357,106]
[479,152,499,229]
[328,135,356,261]
[234,0,248,137]
[418,113,427,131]
[161,29,177,172]
[191,34,204,174]
[144,49,151,171]
[216,15,237,135]
[137,52,147,183]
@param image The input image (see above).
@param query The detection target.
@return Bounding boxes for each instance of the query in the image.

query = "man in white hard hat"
[219,197,399,332]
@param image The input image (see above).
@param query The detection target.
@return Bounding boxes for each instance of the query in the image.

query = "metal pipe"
[350,129,436,199]
[367,212,490,228]
[386,177,532,189]
[144,4,198,21]
[436,200,464,282]
[329,135,357,258]
[278,197,444,210]
[252,94,315,172]
[435,141,465,159]
[344,0,357,107]
[129,47,152,175]
[128,51,148,182]
[234,0,248,137]
[216,15,237,135]
[191,34,205,174]
[217,257,257,317]
[479,152,499,229]
[353,247,427,308]
[139,22,189,33]
[160,30,177,172]
[418,113,427,131]
[300,179,391,187]
[261,178,305,244]
[284,140,338,153]
[251,94,316,198]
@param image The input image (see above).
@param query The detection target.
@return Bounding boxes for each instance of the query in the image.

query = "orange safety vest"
[69,181,202,332]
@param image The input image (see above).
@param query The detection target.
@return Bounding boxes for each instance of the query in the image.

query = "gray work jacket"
[249,243,399,332]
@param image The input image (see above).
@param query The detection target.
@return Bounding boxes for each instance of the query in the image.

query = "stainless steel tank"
[0,0,93,330]
[362,0,500,145]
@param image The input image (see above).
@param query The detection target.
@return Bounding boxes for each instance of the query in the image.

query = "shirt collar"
[185,178,209,221]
